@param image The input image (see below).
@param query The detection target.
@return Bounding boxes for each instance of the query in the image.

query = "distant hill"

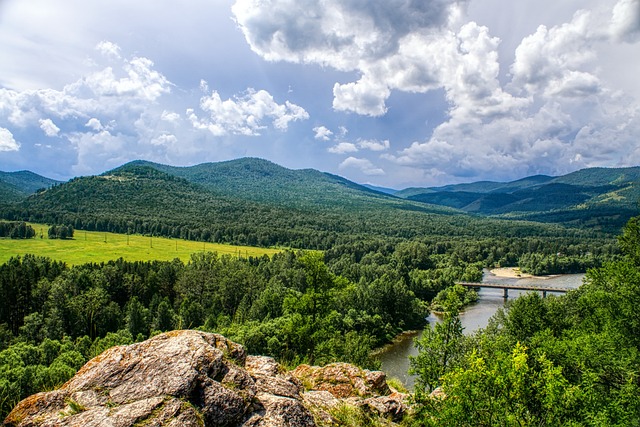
[1,159,577,249]
[125,158,402,210]
[0,171,61,203]
[396,167,640,232]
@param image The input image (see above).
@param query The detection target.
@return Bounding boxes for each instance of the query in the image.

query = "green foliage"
[408,215,640,426]
[0,221,35,239]
[328,403,388,427]
[47,224,74,240]
[410,295,464,393]
[430,284,478,313]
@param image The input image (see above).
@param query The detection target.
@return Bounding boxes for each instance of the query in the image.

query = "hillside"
[397,167,640,232]
[0,171,60,203]
[0,160,582,250]
[127,158,407,211]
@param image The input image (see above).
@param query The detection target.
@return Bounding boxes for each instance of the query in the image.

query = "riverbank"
[489,267,559,280]
[371,330,420,357]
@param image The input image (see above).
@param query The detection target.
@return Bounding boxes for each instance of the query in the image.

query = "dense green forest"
[0,230,623,420]
[1,159,638,423]
[0,162,619,252]
[407,217,640,426]
[397,166,640,233]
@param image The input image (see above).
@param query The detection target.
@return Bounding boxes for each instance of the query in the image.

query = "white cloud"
[96,41,121,59]
[160,110,181,123]
[189,88,309,136]
[313,125,333,140]
[610,0,640,42]
[233,0,464,116]
[0,43,180,174]
[333,77,390,116]
[0,127,20,151]
[150,133,178,146]
[380,2,640,182]
[339,156,385,176]
[77,56,171,102]
[39,118,60,137]
[85,118,104,131]
[328,142,358,154]
[357,139,390,151]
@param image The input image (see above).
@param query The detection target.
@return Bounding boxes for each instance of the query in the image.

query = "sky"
[0,0,639,189]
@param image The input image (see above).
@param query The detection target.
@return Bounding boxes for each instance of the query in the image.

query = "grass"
[0,223,281,265]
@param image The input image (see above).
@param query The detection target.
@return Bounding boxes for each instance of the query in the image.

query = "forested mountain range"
[1,159,638,243]
[0,159,595,250]
[395,166,640,231]
[0,171,61,204]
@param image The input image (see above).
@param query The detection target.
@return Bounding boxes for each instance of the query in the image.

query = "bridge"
[457,282,574,299]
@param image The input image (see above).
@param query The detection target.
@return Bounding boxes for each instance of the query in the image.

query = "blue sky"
[0,0,639,188]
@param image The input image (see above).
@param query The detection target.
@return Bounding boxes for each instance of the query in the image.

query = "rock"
[242,393,315,427]
[4,331,406,427]
[430,386,446,400]
[292,363,408,423]
[291,362,391,398]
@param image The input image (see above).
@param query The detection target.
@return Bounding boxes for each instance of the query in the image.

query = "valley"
[1,158,639,425]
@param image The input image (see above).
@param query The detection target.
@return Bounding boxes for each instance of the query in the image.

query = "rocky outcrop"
[292,363,408,423]
[3,330,408,427]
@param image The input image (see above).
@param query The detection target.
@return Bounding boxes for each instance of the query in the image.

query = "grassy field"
[0,223,281,265]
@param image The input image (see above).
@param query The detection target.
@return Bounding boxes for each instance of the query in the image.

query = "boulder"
[4,330,406,427]
[291,362,391,398]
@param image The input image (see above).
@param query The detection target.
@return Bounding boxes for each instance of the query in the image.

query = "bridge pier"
[503,288,508,299]
[542,290,547,298]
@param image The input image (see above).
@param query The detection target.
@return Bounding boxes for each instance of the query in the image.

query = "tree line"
[0,222,35,239]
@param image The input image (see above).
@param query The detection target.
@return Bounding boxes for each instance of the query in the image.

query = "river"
[377,269,585,389]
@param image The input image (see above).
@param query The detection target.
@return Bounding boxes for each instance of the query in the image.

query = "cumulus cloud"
[378,3,640,182]
[188,88,309,136]
[357,138,390,151]
[233,0,465,116]
[39,118,60,137]
[339,157,385,176]
[0,42,177,174]
[85,118,103,131]
[161,110,180,123]
[96,41,122,59]
[313,125,333,140]
[0,127,20,151]
[610,0,640,42]
[150,133,178,146]
[328,142,358,154]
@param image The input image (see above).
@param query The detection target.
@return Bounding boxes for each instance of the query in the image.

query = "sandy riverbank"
[489,267,533,278]
[489,267,558,280]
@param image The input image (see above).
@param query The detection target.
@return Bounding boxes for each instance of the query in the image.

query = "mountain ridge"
[2,158,638,235]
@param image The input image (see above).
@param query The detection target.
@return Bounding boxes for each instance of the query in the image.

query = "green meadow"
[0,223,281,265]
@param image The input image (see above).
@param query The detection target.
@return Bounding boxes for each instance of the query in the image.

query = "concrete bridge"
[457,282,574,299]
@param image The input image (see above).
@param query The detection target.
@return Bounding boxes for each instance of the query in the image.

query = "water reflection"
[378,269,585,390]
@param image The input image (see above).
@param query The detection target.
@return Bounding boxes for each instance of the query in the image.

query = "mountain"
[396,167,640,232]
[0,171,61,203]
[125,158,404,210]
[1,159,576,249]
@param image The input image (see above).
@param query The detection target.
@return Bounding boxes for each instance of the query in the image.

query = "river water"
[377,269,585,389]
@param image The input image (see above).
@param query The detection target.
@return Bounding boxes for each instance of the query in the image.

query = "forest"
[0,224,627,421]
[1,161,638,423]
